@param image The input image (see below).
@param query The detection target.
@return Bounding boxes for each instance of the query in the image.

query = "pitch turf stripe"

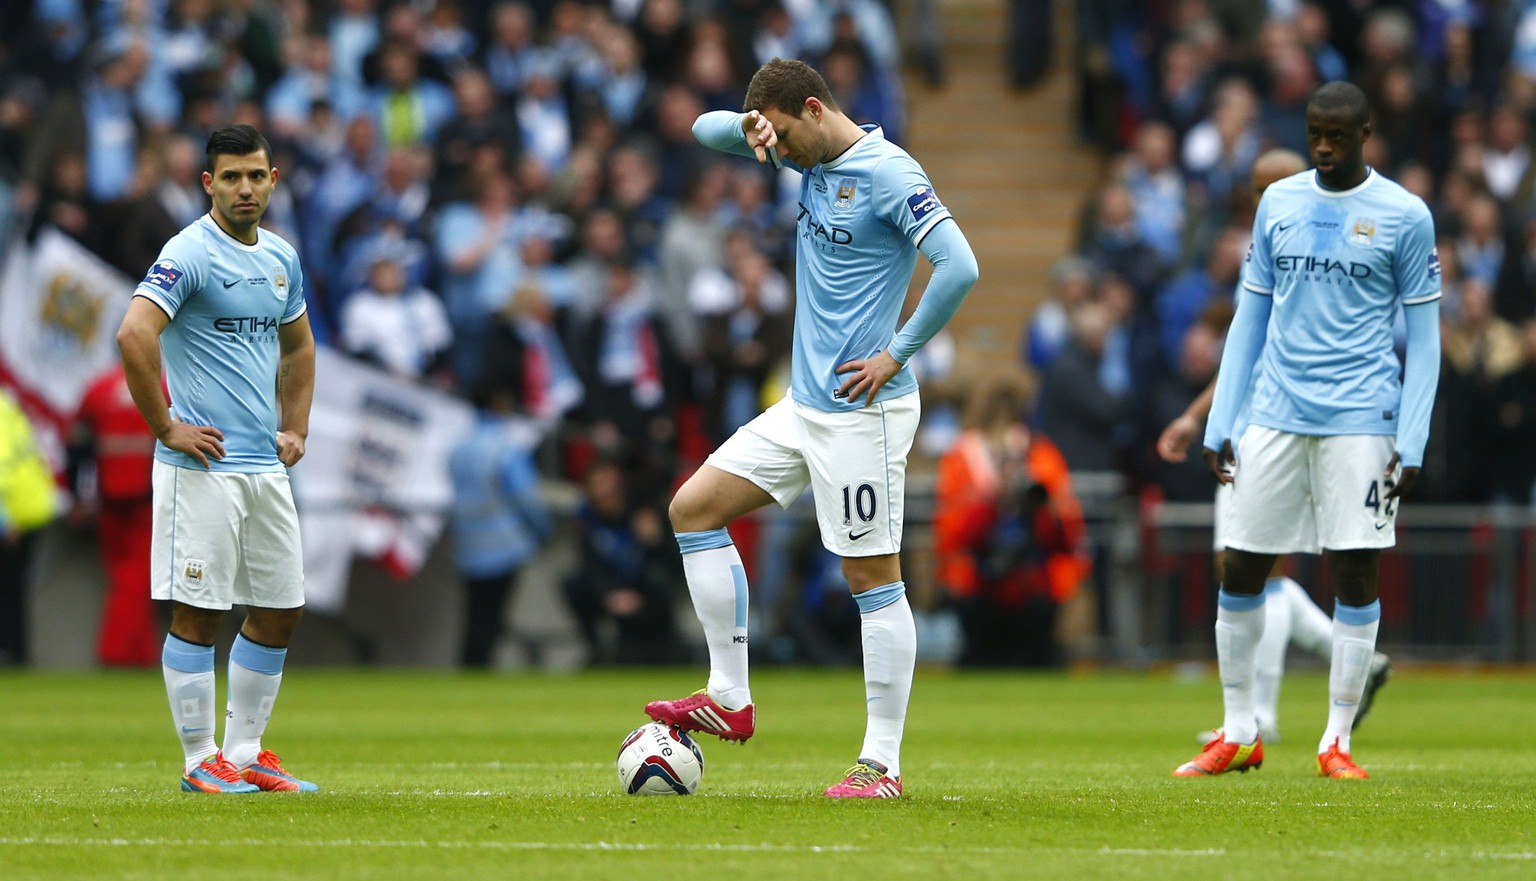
[3,839,1533,860]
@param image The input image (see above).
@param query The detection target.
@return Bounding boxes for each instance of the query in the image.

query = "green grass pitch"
[2,667,1533,880]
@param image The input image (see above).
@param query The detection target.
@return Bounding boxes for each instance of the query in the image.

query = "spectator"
[1078,181,1167,308]
[699,244,792,441]
[435,171,520,389]
[447,386,551,668]
[1486,320,1536,504]
[368,40,456,149]
[561,459,683,664]
[0,389,59,667]
[339,256,453,380]
[934,375,1088,667]
[1025,255,1097,372]
[71,364,159,667]
[478,285,585,428]
[570,257,686,463]
[1154,225,1245,367]
[1443,279,1523,387]
[1038,302,1129,474]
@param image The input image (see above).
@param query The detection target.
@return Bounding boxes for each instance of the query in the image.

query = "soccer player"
[644,58,978,798]
[1173,83,1440,780]
[1157,149,1391,745]
[116,124,318,793]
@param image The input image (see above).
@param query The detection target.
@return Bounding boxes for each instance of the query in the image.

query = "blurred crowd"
[0,0,931,668]
[11,0,1536,669]
[1040,0,1536,510]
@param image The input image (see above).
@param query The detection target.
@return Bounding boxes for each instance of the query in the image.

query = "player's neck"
[1317,164,1370,192]
[210,208,260,245]
[823,114,869,164]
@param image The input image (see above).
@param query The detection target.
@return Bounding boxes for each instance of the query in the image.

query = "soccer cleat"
[645,690,755,743]
[1173,733,1264,776]
[824,759,902,798]
[1352,653,1391,730]
[181,752,260,794]
[239,750,320,792]
[1317,739,1368,779]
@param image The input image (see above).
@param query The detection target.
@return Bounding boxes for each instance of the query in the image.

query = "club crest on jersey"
[834,178,856,210]
[1348,217,1376,246]
[144,260,183,292]
[272,265,288,299]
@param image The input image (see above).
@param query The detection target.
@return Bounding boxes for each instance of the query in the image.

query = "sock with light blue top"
[856,581,915,779]
[222,634,288,769]
[1321,600,1380,755]
[675,529,751,710]
[163,634,217,774]
[1252,577,1292,736]
[1216,588,1266,744]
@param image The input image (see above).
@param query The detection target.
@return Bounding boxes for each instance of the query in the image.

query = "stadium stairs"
[901,0,1101,372]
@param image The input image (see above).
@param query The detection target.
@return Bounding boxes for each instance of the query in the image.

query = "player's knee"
[1330,549,1379,605]
[668,485,723,533]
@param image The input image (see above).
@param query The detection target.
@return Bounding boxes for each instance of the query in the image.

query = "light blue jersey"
[694,114,954,412]
[1238,169,1439,438]
[135,214,307,473]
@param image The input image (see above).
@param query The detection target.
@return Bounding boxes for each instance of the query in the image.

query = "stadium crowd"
[1049,0,1536,510]
[5,0,1536,667]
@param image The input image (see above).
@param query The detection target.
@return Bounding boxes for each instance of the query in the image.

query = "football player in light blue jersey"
[644,59,978,798]
[1175,83,1440,781]
[117,125,319,794]
[1159,150,1392,750]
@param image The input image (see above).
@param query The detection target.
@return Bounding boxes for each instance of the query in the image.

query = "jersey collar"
[1309,167,1376,198]
[823,124,881,171]
[200,213,263,252]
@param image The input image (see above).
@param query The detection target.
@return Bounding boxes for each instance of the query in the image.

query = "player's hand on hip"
[1203,439,1236,485]
[160,418,224,469]
[276,430,306,467]
[1157,413,1201,462]
[835,351,902,405]
[742,110,779,164]
[1384,452,1418,500]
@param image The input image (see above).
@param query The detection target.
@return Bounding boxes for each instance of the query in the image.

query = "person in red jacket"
[934,375,1090,666]
[73,364,160,666]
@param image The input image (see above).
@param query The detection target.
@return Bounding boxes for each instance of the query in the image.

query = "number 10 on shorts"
[843,483,876,525]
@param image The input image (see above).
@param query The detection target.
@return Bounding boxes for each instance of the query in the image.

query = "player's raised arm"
[693,110,782,165]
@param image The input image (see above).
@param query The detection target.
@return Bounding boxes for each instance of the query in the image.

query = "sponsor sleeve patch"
[1427,249,1441,278]
[906,188,943,223]
[142,260,183,292]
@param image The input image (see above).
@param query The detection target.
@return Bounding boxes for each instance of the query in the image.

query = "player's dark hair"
[744,58,839,118]
[205,124,272,174]
[1307,81,1370,127]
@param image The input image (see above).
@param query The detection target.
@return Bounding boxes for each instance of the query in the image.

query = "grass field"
[2,666,1533,880]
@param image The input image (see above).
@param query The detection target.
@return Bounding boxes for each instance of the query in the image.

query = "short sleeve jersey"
[134,214,308,472]
[783,125,952,411]
[1239,169,1440,436]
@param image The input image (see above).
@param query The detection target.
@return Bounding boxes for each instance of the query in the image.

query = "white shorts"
[705,390,919,557]
[1213,481,1232,551]
[1225,426,1400,555]
[151,461,305,610]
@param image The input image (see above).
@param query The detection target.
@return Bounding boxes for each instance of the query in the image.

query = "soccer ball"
[616,722,704,795]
